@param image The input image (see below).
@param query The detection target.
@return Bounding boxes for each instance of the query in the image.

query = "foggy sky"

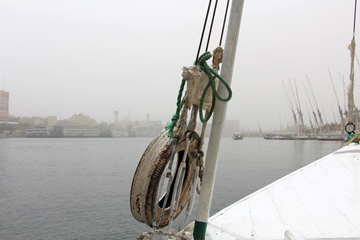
[0,0,359,131]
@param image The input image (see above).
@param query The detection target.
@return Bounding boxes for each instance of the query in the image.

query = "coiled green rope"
[196,51,232,123]
[165,51,232,138]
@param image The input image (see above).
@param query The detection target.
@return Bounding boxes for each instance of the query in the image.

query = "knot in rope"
[165,51,232,137]
[346,132,360,145]
[196,51,232,123]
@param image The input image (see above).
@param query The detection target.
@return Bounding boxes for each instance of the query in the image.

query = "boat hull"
[199,143,360,239]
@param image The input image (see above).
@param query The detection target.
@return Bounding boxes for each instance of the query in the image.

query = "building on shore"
[0,90,9,122]
[63,127,99,137]
[70,113,96,128]
[25,126,54,137]
[47,116,57,126]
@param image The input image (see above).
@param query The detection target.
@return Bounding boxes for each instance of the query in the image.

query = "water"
[0,137,344,239]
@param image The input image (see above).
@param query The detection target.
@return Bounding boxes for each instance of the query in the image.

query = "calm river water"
[0,137,344,239]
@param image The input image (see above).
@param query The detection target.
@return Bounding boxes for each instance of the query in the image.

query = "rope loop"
[166,51,232,136]
[196,51,232,123]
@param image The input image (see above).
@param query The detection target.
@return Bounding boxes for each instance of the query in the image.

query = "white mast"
[303,81,320,132]
[347,0,357,125]
[307,76,324,131]
[282,80,298,135]
[193,1,245,239]
[328,70,344,129]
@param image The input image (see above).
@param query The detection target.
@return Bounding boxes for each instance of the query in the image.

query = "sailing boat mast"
[347,0,357,126]
[288,80,303,135]
[294,79,305,134]
[257,118,263,135]
[303,82,319,133]
[305,101,315,133]
[278,111,283,132]
[328,70,345,129]
[282,80,298,135]
[338,72,348,118]
[307,76,324,131]
[194,1,244,239]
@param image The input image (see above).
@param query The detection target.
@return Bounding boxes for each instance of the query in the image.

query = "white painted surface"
[204,143,360,240]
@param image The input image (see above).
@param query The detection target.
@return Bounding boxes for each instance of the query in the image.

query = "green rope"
[197,51,232,123]
[165,78,186,138]
[165,51,232,138]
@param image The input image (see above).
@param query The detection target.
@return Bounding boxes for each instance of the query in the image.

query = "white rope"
[173,98,189,139]
[137,229,192,240]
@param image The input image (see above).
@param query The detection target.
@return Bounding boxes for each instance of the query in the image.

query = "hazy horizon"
[1,0,359,131]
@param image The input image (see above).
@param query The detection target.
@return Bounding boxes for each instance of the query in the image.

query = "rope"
[346,132,360,145]
[195,0,213,65]
[173,99,189,139]
[166,51,232,136]
[353,0,358,37]
[196,51,232,123]
[219,0,230,46]
[137,229,192,240]
[196,152,205,194]
[165,79,186,138]
[206,0,219,52]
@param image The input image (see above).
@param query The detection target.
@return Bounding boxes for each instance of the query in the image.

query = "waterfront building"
[25,126,53,137]
[0,90,9,121]
[63,127,100,137]
[111,129,128,137]
[33,118,46,126]
[47,116,57,126]
[70,113,96,127]
[114,111,119,124]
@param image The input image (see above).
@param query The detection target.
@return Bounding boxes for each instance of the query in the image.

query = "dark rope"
[195,0,212,65]
[219,0,230,46]
[353,0,358,37]
[206,0,219,52]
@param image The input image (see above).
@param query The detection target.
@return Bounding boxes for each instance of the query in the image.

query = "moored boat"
[295,135,318,140]
[317,132,347,141]
[264,133,296,140]
[232,132,243,140]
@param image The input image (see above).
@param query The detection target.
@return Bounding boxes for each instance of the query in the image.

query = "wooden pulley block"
[130,129,200,228]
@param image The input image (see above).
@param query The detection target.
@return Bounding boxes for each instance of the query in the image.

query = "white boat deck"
[205,143,360,240]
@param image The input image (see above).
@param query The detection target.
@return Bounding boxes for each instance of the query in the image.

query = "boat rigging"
[130,1,240,239]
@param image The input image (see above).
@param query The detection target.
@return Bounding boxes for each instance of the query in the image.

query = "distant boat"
[264,133,330,140]
[232,132,243,140]
[317,132,347,141]
[264,133,295,140]
[295,135,318,140]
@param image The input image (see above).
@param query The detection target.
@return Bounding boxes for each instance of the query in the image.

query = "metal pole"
[193,1,245,239]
